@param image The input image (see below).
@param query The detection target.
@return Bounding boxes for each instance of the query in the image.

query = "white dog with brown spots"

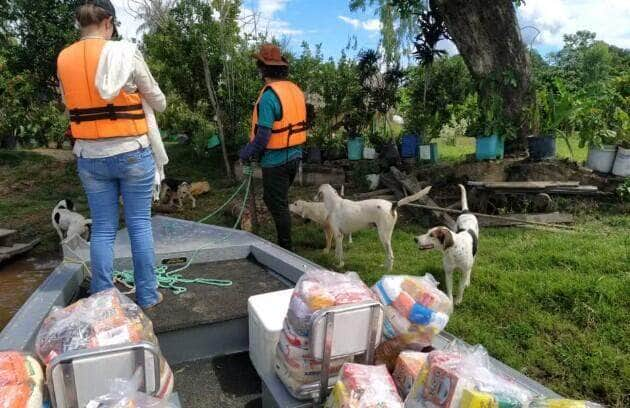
[316,183,432,272]
[414,184,479,305]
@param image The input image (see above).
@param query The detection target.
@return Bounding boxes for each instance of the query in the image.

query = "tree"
[412,9,450,105]
[351,0,535,154]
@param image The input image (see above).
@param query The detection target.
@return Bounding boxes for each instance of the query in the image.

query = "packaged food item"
[325,363,403,408]
[405,344,535,408]
[529,399,605,408]
[35,288,173,400]
[392,351,429,398]
[0,351,44,408]
[276,270,376,398]
[287,270,376,337]
[374,275,452,368]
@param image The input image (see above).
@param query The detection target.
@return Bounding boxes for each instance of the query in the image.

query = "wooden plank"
[0,229,16,246]
[406,204,574,230]
[479,212,574,227]
[467,181,581,189]
[0,239,40,262]
[354,189,393,200]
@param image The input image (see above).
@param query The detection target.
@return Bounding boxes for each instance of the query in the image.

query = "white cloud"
[517,0,630,49]
[240,0,302,38]
[338,15,382,32]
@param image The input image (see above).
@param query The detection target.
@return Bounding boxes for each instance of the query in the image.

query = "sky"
[112,0,630,60]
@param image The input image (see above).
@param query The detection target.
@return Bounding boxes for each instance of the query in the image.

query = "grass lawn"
[1,146,628,406]
[434,136,588,164]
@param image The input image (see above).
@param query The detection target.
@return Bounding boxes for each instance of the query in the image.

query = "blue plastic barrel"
[347,138,364,161]
[476,135,504,160]
[400,134,419,158]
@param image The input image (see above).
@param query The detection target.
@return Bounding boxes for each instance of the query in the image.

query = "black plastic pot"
[306,146,322,164]
[323,146,345,161]
[527,135,556,161]
[381,141,400,162]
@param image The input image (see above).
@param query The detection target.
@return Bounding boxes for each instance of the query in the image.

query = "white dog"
[289,200,352,253]
[316,183,431,272]
[415,185,479,305]
[52,199,92,242]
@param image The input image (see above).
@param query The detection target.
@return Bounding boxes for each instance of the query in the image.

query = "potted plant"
[363,137,377,160]
[612,107,630,177]
[578,97,618,173]
[475,95,508,161]
[323,132,346,161]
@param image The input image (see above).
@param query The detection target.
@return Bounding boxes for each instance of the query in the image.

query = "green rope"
[113,168,255,295]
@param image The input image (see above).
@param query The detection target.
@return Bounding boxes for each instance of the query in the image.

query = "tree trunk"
[423,64,431,106]
[432,0,533,155]
[201,51,233,179]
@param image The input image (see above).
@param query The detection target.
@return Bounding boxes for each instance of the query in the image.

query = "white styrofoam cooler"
[248,288,294,378]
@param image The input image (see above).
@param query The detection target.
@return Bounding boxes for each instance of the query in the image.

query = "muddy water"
[0,257,58,331]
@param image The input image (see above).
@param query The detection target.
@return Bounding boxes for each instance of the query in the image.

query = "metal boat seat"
[46,341,162,408]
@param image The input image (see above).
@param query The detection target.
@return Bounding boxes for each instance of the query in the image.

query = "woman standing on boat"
[57,0,165,309]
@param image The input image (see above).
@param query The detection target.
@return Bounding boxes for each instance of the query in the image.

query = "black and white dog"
[414,185,479,305]
[51,199,92,242]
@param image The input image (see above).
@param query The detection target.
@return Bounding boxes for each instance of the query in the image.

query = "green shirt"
[257,88,302,168]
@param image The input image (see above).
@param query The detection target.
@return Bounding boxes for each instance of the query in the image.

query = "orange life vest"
[250,80,307,150]
[57,38,148,140]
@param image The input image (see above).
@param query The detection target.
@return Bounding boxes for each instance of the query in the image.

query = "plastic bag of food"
[35,288,174,399]
[325,363,403,408]
[287,270,376,337]
[86,373,175,408]
[373,275,451,368]
[529,399,605,408]
[392,351,429,399]
[405,344,535,408]
[0,351,44,408]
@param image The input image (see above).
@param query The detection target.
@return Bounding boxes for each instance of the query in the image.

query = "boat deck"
[144,259,286,333]
[173,353,262,408]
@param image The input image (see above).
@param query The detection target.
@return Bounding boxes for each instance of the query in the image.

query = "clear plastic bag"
[373,274,452,368]
[529,399,605,408]
[287,270,376,337]
[325,363,403,408]
[392,351,429,399]
[86,372,175,408]
[277,270,376,398]
[0,351,44,408]
[405,343,536,408]
[35,288,174,400]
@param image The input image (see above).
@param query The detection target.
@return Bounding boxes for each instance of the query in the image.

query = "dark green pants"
[262,160,299,250]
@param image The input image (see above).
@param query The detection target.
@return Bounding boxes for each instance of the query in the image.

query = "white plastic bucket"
[363,147,377,160]
[586,145,617,173]
[612,146,630,177]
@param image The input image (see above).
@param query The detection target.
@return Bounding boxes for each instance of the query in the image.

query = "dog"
[316,183,431,272]
[190,181,210,197]
[52,199,92,242]
[160,178,196,208]
[289,200,352,253]
[414,184,479,305]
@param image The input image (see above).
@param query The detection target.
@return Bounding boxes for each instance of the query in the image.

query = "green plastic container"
[347,138,364,161]
[207,134,221,149]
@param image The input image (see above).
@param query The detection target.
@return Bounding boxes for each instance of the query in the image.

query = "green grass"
[432,135,588,164]
[1,146,628,406]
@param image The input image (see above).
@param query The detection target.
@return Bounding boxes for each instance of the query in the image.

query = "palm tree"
[412,9,450,105]
[127,0,175,35]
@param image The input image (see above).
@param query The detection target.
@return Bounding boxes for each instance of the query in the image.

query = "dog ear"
[54,212,60,224]
[432,227,454,249]
[66,199,74,211]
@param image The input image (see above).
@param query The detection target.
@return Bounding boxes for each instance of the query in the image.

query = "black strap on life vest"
[69,104,145,124]
[271,121,308,135]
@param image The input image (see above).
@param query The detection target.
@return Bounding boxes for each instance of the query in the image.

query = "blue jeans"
[77,147,159,308]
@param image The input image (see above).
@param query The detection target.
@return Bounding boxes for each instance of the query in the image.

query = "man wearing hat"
[240,44,308,250]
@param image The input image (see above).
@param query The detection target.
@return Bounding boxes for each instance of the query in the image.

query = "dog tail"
[459,184,469,212]
[396,186,432,209]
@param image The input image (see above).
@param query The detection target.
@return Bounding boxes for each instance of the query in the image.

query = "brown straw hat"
[252,44,289,66]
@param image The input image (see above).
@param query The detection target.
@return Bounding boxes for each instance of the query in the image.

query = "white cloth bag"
[95,40,168,201]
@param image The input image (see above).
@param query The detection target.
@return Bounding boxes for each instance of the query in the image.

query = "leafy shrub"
[439,115,469,146]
